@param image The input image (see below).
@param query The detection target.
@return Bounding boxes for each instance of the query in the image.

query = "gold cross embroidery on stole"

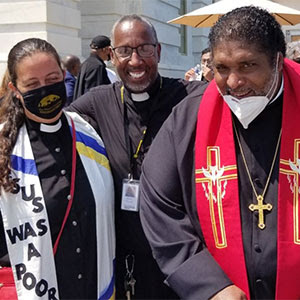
[280,138,300,244]
[195,146,237,248]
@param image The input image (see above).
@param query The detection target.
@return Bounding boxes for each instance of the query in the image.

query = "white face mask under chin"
[222,94,270,129]
[221,54,280,129]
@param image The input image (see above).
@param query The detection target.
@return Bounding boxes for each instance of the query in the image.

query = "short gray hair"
[111,14,158,46]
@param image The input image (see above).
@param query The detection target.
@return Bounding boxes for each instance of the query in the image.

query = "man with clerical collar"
[69,14,203,299]
[139,6,300,300]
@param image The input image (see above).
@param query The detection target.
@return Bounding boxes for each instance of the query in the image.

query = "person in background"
[61,54,81,106]
[140,6,300,299]
[73,35,111,100]
[185,48,214,82]
[68,14,203,300]
[286,41,300,64]
[0,38,115,300]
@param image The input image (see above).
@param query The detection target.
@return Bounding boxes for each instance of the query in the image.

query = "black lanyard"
[121,78,163,178]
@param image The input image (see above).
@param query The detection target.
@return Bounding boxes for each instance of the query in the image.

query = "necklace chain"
[233,121,282,200]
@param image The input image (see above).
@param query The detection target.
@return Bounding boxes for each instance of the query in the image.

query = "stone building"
[0,0,299,79]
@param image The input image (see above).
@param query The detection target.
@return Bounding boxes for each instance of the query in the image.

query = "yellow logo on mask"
[38,94,62,114]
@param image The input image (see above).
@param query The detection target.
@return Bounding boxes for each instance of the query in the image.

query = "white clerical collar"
[40,119,62,133]
[131,92,150,102]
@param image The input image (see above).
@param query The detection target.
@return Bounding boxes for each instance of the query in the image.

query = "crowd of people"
[1,5,300,300]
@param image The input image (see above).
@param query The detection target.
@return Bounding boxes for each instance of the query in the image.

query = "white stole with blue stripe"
[0,111,115,300]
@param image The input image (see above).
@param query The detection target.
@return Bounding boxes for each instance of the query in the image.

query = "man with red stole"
[140,6,300,300]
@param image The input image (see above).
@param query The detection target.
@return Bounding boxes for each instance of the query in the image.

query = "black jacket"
[73,53,111,100]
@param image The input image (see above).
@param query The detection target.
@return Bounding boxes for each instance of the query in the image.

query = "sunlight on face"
[111,20,161,93]
[212,41,281,99]
[13,52,64,123]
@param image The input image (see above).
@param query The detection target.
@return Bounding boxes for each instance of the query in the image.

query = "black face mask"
[21,81,66,119]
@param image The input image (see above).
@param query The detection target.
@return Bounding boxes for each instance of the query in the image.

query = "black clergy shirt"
[0,114,97,299]
[139,88,283,300]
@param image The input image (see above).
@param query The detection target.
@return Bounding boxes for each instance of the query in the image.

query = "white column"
[0,0,81,77]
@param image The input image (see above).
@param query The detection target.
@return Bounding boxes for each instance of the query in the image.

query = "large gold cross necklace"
[233,121,282,230]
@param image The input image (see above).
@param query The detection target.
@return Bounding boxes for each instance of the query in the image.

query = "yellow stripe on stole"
[109,288,116,300]
[76,142,111,171]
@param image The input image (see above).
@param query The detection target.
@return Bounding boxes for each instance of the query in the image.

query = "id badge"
[121,178,140,212]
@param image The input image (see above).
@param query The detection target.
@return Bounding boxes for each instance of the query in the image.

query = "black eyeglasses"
[112,44,157,59]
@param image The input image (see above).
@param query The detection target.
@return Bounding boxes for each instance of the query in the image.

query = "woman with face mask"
[0,38,115,300]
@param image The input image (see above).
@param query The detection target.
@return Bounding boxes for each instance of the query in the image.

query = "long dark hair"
[0,38,61,194]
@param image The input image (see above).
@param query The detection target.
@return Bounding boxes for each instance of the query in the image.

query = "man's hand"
[202,64,214,82]
[210,285,247,300]
[184,68,196,81]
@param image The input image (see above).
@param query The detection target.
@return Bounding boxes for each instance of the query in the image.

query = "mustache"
[226,88,251,95]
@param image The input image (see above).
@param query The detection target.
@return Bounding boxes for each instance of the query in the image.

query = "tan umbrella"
[168,0,300,27]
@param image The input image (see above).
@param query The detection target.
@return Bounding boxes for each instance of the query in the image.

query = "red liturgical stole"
[195,59,300,299]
